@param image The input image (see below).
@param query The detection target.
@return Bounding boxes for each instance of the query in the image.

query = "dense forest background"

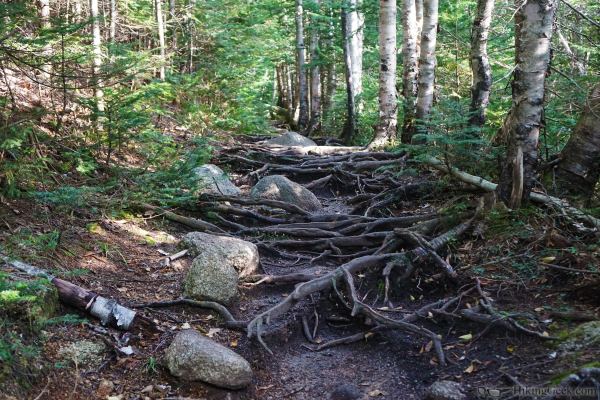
[0,0,597,197]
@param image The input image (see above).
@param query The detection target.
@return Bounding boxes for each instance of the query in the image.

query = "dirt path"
[5,135,597,400]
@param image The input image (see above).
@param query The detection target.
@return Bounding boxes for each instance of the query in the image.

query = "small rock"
[59,340,106,368]
[192,164,241,196]
[183,252,239,305]
[330,383,362,400]
[424,380,466,400]
[164,329,253,389]
[96,379,114,398]
[250,175,322,211]
[263,131,317,147]
[181,231,259,277]
[141,385,153,393]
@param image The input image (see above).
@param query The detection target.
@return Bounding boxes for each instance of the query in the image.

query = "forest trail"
[4,132,597,400]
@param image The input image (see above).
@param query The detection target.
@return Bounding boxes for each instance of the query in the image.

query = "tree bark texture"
[497,0,557,208]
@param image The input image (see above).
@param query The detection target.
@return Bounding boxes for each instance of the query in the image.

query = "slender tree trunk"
[322,3,336,119]
[553,84,600,200]
[155,0,166,79]
[38,0,51,82]
[400,0,419,143]
[169,0,177,51]
[348,0,363,112]
[370,0,397,148]
[109,0,117,43]
[74,0,82,23]
[468,0,494,128]
[308,0,322,136]
[187,0,196,73]
[340,9,357,144]
[414,0,439,142]
[497,0,557,208]
[296,0,310,132]
[415,0,423,54]
[90,0,105,128]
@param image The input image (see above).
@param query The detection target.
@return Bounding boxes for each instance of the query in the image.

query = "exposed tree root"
[134,299,246,330]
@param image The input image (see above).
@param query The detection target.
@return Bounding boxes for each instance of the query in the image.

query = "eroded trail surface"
[14,133,595,400]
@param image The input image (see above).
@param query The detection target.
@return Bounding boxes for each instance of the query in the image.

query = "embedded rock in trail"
[181,232,259,278]
[558,321,600,353]
[192,164,241,196]
[183,252,239,305]
[58,340,106,368]
[263,131,317,147]
[250,175,322,211]
[164,329,252,389]
[424,380,466,400]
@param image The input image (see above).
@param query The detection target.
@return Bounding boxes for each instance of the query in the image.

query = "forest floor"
[1,132,600,400]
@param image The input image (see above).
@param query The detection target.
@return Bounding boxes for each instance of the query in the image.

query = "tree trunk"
[414,0,439,142]
[73,0,82,23]
[322,3,336,120]
[90,0,105,128]
[155,0,166,79]
[169,0,177,51]
[370,0,397,148]
[553,84,600,200]
[110,0,118,43]
[468,0,494,129]
[38,0,51,81]
[348,0,363,112]
[187,0,196,73]
[308,0,322,136]
[416,0,423,53]
[400,0,419,143]
[340,0,363,143]
[296,0,310,132]
[497,0,557,208]
[340,9,357,144]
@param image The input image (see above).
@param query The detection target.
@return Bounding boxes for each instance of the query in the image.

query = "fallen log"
[424,156,600,230]
[1,255,137,330]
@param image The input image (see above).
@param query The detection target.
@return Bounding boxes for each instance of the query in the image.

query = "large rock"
[164,330,252,390]
[181,232,259,278]
[250,175,322,211]
[192,164,240,196]
[424,380,466,400]
[264,132,317,147]
[183,252,239,305]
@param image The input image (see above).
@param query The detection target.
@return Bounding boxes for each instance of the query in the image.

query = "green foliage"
[131,136,213,207]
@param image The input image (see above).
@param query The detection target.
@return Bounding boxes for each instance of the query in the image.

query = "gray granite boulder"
[264,132,317,147]
[192,164,240,196]
[424,380,466,400]
[250,175,322,211]
[181,232,259,278]
[183,252,239,305]
[165,329,252,389]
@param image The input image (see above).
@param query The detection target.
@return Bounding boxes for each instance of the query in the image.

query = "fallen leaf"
[458,333,473,341]
[424,340,433,352]
[368,389,386,397]
[181,322,191,329]
[464,363,476,374]
[230,340,238,347]
[506,345,515,353]
[207,328,222,338]
[541,256,556,263]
